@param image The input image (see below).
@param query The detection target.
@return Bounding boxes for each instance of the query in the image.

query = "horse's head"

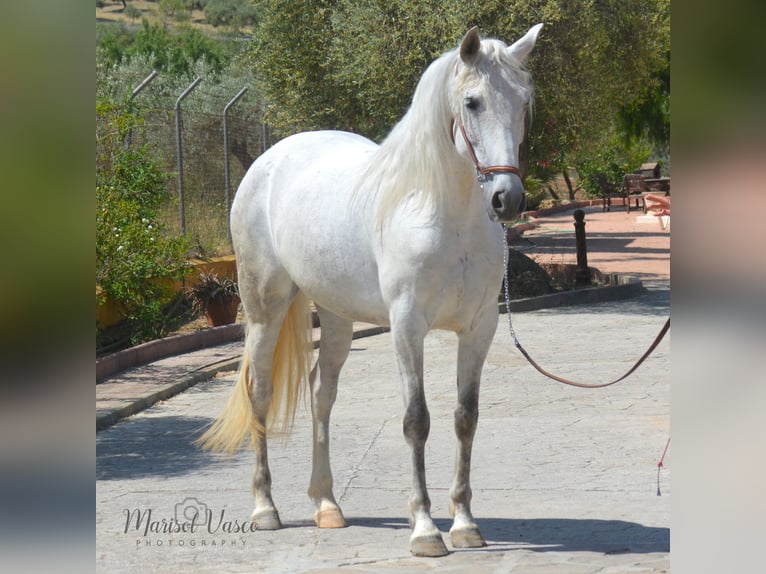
[452,24,542,222]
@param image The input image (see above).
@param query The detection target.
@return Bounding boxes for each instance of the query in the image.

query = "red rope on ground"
[656,436,670,496]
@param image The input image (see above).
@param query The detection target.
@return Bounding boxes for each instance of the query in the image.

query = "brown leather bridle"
[451,118,523,182]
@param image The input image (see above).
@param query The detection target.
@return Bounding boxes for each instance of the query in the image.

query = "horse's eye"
[465,97,479,111]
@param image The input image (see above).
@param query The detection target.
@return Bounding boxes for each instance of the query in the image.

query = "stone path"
[97,206,670,572]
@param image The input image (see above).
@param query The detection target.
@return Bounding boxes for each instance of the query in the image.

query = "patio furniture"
[623,173,648,213]
[639,162,662,179]
[597,172,625,212]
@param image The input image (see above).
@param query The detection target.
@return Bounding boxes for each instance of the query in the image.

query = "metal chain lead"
[500,223,520,346]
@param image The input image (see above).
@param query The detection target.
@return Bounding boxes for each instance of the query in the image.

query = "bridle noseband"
[451,118,523,183]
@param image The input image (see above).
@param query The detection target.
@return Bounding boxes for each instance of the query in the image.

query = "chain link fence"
[112,68,271,257]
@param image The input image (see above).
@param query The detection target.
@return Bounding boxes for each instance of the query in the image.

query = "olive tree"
[247,0,669,194]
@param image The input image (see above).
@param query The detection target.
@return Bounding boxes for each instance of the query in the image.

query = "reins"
[500,223,670,388]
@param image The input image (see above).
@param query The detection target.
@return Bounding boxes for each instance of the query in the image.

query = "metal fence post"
[174,77,202,235]
[223,86,248,244]
[125,70,158,148]
[129,70,158,103]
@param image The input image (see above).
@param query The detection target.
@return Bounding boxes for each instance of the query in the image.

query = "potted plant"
[187,271,240,327]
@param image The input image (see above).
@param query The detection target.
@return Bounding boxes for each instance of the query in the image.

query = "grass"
[160,196,233,258]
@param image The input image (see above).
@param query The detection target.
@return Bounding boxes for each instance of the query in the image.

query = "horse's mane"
[356,37,534,229]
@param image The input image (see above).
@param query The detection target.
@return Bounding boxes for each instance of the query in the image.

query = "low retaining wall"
[502,275,644,313]
[96,255,238,329]
[96,322,243,382]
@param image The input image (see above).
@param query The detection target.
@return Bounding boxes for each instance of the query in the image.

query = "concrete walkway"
[96,206,670,573]
[517,204,670,283]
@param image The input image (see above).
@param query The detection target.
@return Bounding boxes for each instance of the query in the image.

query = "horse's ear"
[508,23,543,63]
[460,26,481,64]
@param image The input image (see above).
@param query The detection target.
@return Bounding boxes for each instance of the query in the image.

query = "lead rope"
[499,224,670,389]
[500,223,671,493]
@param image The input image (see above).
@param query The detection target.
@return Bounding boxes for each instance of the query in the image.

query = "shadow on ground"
[345,516,669,554]
[96,415,219,480]
[526,283,670,318]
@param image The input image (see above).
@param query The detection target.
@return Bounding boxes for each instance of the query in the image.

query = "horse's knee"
[454,403,478,440]
[403,404,430,445]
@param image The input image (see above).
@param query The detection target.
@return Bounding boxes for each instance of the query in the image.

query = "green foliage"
[328,0,467,139]
[202,0,258,30]
[124,4,142,23]
[618,50,670,150]
[573,133,652,197]
[248,0,343,135]
[186,271,239,314]
[96,101,190,344]
[97,20,231,76]
[248,0,467,139]
[522,176,549,211]
[246,0,670,172]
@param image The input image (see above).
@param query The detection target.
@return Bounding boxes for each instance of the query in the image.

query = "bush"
[574,134,652,197]
[523,176,549,211]
[96,101,190,344]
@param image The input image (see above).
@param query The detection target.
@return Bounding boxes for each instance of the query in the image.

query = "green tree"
[618,50,670,152]
[97,19,230,76]
[202,0,258,31]
[246,0,669,192]
[248,0,341,134]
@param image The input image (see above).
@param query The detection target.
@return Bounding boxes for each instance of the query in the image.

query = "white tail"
[197,292,313,454]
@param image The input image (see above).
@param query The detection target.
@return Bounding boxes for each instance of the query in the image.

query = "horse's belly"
[288,241,390,325]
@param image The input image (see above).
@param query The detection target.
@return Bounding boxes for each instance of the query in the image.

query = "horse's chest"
[444,247,496,303]
[419,234,502,329]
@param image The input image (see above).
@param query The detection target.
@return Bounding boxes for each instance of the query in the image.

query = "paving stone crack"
[338,415,395,502]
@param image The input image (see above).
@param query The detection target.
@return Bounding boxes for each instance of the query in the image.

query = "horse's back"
[232,130,376,246]
[233,130,376,210]
[231,130,388,323]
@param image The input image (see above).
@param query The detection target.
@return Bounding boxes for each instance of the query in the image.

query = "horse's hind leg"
[239,276,297,530]
[308,306,352,528]
[448,313,496,548]
[245,318,288,530]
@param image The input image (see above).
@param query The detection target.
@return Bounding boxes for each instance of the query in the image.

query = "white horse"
[199,24,542,557]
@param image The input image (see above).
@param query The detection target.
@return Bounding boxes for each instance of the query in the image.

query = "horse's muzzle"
[488,175,526,222]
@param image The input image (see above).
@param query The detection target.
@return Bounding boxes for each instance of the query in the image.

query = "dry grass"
[96,1,253,34]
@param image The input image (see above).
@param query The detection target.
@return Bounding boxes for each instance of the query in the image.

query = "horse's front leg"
[390,307,448,557]
[448,310,497,548]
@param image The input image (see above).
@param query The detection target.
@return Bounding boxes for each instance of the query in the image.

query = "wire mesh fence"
[107,68,271,257]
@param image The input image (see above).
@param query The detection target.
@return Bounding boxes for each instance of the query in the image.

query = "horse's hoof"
[450,526,486,548]
[410,533,449,557]
[251,509,282,530]
[314,508,347,528]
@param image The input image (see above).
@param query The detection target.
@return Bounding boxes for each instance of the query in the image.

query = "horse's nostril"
[491,190,505,210]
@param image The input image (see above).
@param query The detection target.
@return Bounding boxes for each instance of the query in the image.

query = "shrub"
[574,134,652,197]
[96,101,190,344]
[523,176,549,211]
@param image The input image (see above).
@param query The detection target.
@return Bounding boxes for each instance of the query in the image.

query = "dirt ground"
[96,0,235,34]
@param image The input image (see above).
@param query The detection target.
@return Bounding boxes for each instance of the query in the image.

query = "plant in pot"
[187,271,240,327]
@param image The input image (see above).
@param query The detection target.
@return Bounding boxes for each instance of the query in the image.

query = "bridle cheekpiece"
[451,118,522,183]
